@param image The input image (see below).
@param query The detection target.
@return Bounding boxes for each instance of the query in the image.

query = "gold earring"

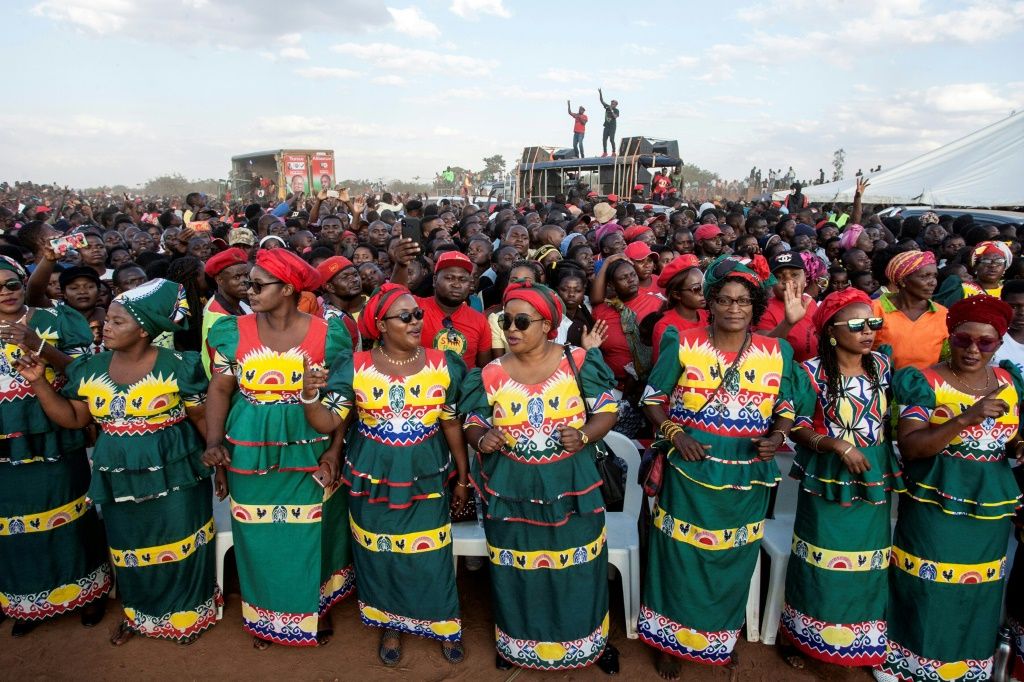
[829,337,837,346]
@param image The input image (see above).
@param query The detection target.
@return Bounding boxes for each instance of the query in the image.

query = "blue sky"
[2,0,1023,188]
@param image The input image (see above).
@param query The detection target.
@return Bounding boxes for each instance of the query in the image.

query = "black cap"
[59,266,101,289]
[769,251,804,273]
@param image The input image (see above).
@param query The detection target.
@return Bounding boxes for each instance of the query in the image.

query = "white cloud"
[295,67,362,79]
[449,0,510,19]
[387,6,440,39]
[923,83,1020,114]
[540,68,587,83]
[331,42,497,74]
[372,74,407,86]
[279,46,310,60]
[711,95,767,108]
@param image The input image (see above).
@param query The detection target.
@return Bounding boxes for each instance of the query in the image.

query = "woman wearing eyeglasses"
[0,256,111,636]
[204,249,353,649]
[779,289,904,669]
[965,241,1010,298]
[300,283,470,666]
[650,254,706,363]
[637,256,796,679]
[870,250,948,370]
[462,282,621,673]
[878,295,1023,682]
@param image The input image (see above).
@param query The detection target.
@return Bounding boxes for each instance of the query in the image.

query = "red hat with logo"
[434,251,474,274]
[316,256,356,284]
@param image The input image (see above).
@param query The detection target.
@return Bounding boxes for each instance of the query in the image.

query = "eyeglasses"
[0,280,25,292]
[832,317,884,332]
[949,331,1000,353]
[678,283,703,295]
[243,279,284,294]
[976,258,1006,266]
[382,308,424,324]
[499,313,546,331]
[712,296,753,308]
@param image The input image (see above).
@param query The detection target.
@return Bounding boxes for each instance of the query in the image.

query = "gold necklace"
[378,346,421,367]
[946,361,991,393]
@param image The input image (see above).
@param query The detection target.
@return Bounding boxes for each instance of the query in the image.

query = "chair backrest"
[602,431,643,519]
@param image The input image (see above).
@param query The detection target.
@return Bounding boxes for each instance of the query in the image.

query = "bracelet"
[35,336,46,355]
[455,480,471,488]
[476,435,487,453]
[659,419,676,436]
[769,429,787,442]
[838,443,854,459]
[298,390,320,405]
[578,428,590,445]
[809,433,824,452]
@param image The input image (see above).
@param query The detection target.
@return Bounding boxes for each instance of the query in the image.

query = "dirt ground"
[1,559,873,681]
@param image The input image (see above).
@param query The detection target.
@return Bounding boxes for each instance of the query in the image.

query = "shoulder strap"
[563,344,592,418]
[694,333,751,417]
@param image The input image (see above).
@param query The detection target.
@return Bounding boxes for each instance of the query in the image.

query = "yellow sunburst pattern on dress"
[238,347,307,401]
[353,355,450,429]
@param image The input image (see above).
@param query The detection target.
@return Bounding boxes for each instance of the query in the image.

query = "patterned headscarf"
[113,278,189,337]
[970,241,1013,268]
[0,255,27,280]
[885,250,936,287]
[838,223,865,251]
[702,255,773,297]
[800,252,828,282]
[503,281,564,340]
[358,283,411,342]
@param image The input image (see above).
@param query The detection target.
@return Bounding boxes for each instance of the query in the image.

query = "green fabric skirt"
[781,489,892,665]
[485,511,609,670]
[0,451,111,619]
[349,494,460,641]
[638,458,768,665]
[228,469,353,646]
[101,482,219,641]
[879,495,1012,681]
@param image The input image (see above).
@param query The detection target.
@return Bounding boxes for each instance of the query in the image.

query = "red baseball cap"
[624,241,654,261]
[434,251,474,274]
[607,193,619,204]
[657,254,701,289]
[34,205,52,214]
[586,191,598,198]
[316,255,356,283]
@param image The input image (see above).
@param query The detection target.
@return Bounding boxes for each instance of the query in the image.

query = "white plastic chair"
[603,430,643,639]
[212,495,233,620]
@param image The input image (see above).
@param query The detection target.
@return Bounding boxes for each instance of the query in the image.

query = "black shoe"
[80,595,107,628]
[11,620,38,638]
[596,643,620,675]
[495,652,513,670]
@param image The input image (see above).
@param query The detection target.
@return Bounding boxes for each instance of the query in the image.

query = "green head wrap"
[112,278,190,338]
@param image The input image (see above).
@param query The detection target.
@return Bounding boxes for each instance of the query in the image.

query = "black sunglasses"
[382,308,425,324]
[243,279,284,294]
[499,312,545,332]
[0,280,24,292]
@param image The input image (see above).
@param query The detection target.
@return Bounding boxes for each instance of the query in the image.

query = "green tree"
[481,154,505,180]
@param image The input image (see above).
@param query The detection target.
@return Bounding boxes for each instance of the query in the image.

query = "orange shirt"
[871,293,948,370]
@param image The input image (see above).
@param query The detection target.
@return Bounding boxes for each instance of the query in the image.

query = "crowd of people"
[0,177,1022,682]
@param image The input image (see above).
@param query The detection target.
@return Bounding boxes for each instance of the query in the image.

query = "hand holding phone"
[326,189,340,199]
[338,188,350,202]
[188,220,211,233]
[49,233,87,258]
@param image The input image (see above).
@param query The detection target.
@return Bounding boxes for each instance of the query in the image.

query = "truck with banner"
[229,149,335,201]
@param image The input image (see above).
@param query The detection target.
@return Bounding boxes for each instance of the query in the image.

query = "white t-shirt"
[992,333,1024,374]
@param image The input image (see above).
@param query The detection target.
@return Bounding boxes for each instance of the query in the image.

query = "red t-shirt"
[416,296,491,368]
[755,294,819,362]
[652,308,708,363]
[591,292,664,382]
[572,114,588,134]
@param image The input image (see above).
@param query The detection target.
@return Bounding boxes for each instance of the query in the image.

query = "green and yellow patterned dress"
[209,313,353,646]
[0,306,111,620]
[782,351,904,665]
[638,327,796,665]
[62,347,219,641]
[462,346,619,670]
[322,348,464,641]
[881,364,1022,681]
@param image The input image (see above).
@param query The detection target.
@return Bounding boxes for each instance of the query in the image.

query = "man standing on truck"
[599,88,619,157]
[567,100,587,158]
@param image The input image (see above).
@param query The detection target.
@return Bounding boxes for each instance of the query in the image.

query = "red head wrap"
[204,247,248,277]
[946,294,1013,337]
[254,249,322,292]
[656,254,700,289]
[812,288,873,332]
[970,241,1013,267]
[885,250,936,287]
[503,281,564,340]
[623,225,652,242]
[358,283,412,342]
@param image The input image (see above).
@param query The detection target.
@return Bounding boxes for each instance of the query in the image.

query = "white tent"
[773,112,1024,207]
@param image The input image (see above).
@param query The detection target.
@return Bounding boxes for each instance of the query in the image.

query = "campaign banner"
[311,151,335,194]
[282,153,308,196]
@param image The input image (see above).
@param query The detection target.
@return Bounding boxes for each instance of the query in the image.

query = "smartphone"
[338,188,350,202]
[49,233,87,257]
[188,220,211,233]
[326,189,340,199]
[311,468,330,488]
[401,217,421,242]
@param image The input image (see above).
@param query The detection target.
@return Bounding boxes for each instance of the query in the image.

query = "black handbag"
[564,344,625,510]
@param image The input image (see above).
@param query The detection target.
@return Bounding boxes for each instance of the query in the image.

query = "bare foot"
[656,652,682,680]
[778,642,805,669]
[109,619,134,646]
[252,636,271,651]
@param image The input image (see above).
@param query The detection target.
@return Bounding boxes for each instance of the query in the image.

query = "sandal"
[317,613,334,646]
[252,636,271,650]
[778,642,805,669]
[80,596,107,628]
[656,652,681,680]
[109,619,134,646]
[177,632,201,646]
[379,628,402,666]
[441,639,465,664]
[596,643,619,675]
[11,620,38,638]
[727,648,740,670]
[495,652,513,670]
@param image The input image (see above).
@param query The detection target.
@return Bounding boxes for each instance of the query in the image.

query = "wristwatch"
[579,429,590,445]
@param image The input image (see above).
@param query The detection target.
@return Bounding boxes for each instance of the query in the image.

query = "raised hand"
[959,385,1009,426]
[782,280,809,325]
[302,357,327,398]
[581,320,609,350]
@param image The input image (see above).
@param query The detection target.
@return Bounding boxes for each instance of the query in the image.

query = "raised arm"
[599,88,606,107]
[851,177,869,226]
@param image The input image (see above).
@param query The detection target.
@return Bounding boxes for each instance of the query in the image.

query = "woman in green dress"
[780,288,904,668]
[23,278,219,645]
[881,294,1022,681]
[462,281,620,673]
[204,248,353,649]
[638,256,797,679]
[301,282,471,666]
[0,255,111,636]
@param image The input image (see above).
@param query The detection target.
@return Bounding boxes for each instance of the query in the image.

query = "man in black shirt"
[599,88,619,157]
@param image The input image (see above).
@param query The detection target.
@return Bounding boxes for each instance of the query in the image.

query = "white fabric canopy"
[773,112,1024,207]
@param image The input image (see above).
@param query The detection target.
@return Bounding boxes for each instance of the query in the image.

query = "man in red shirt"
[391,244,492,368]
[755,251,819,361]
[567,100,588,158]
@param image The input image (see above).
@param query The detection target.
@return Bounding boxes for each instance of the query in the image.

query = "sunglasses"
[833,317,883,332]
[382,308,425,324]
[243,279,284,294]
[499,312,545,331]
[0,280,24,292]
[678,283,703,295]
[949,331,1000,353]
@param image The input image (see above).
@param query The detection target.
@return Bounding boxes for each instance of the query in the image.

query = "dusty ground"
[1,559,872,681]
